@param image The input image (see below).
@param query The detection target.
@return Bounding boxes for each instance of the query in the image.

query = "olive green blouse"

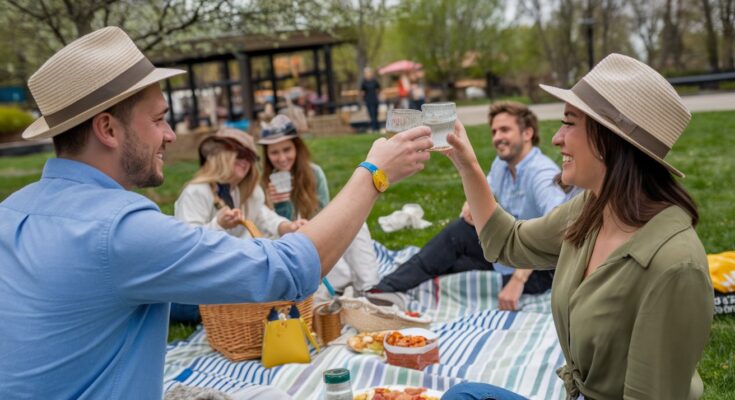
[480,193,713,400]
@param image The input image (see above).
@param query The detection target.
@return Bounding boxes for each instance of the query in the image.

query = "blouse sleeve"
[623,263,713,399]
[479,192,585,269]
[174,184,223,231]
[312,164,330,210]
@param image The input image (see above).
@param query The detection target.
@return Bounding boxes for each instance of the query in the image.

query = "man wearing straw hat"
[0,27,431,398]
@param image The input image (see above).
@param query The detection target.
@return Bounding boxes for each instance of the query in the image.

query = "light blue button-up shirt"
[0,158,320,399]
[487,147,567,274]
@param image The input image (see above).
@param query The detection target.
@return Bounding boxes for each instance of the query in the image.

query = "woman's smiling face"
[266,139,297,172]
[551,103,606,194]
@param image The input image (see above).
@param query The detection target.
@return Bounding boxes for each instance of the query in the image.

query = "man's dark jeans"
[375,218,554,294]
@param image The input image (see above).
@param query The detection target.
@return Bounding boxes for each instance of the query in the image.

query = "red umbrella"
[378,60,422,75]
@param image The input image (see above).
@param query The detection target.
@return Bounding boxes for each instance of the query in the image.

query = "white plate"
[353,384,444,399]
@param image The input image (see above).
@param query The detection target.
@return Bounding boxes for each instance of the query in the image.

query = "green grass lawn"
[1,111,734,398]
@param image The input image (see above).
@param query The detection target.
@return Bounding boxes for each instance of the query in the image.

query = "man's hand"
[498,270,532,311]
[267,183,291,203]
[498,278,523,311]
[217,207,243,229]
[364,125,432,183]
[461,201,474,226]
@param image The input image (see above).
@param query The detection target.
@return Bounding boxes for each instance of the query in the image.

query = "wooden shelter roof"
[152,30,349,66]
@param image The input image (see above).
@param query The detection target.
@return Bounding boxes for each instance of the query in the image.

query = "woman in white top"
[170,127,305,322]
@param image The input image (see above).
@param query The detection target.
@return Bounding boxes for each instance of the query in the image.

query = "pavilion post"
[186,63,199,129]
[323,45,336,113]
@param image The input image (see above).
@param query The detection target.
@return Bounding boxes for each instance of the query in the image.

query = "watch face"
[374,170,389,192]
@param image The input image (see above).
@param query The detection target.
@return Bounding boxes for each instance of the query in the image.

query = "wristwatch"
[358,161,389,192]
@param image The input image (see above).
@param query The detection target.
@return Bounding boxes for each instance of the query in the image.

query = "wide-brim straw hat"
[198,128,258,166]
[23,26,185,141]
[257,114,298,145]
[539,53,690,178]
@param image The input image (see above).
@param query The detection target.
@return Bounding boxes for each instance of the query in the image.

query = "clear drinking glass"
[269,171,292,193]
[385,108,422,134]
[421,102,456,150]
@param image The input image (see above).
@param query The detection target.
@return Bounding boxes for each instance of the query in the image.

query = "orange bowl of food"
[383,328,439,370]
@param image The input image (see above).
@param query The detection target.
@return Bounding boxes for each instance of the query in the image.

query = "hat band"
[572,79,670,159]
[45,57,156,128]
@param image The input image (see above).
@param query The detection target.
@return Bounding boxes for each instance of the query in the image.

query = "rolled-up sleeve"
[479,193,584,269]
[107,199,321,305]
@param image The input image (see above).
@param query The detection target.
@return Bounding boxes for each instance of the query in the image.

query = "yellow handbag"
[261,306,320,368]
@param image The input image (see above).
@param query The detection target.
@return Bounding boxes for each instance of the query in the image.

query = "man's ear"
[90,112,122,149]
[522,126,534,142]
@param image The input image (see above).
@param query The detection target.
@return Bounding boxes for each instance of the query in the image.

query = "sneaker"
[365,291,410,311]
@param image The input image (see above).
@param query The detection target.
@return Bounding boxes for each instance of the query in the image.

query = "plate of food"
[353,385,444,400]
[347,331,390,355]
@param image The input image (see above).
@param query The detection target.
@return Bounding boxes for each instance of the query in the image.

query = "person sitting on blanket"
[368,101,579,311]
[0,27,431,399]
[441,54,712,400]
[169,127,307,323]
[259,115,382,300]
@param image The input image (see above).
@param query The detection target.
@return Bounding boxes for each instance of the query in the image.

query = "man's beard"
[121,127,164,188]
[497,141,524,163]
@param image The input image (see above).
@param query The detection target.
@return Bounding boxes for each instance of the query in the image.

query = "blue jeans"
[170,303,200,323]
[442,383,528,400]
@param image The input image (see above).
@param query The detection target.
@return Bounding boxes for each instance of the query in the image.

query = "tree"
[395,0,504,100]
[328,0,391,80]
[627,0,664,65]
[719,0,735,69]
[0,0,331,86]
[702,0,720,71]
[520,0,581,87]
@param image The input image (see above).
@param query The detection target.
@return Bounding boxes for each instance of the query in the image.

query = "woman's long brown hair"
[565,118,698,247]
[262,137,320,219]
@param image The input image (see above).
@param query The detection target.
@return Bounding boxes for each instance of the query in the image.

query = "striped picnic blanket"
[164,242,566,399]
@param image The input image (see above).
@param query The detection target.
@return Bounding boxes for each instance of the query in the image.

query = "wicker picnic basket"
[199,297,314,362]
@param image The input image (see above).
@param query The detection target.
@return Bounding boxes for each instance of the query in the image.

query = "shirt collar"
[42,158,124,190]
[623,206,694,268]
[498,147,540,177]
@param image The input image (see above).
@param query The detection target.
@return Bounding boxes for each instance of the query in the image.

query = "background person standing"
[360,67,381,133]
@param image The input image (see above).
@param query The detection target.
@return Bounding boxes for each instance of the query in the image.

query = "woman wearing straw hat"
[169,127,306,322]
[441,54,712,399]
[259,114,381,297]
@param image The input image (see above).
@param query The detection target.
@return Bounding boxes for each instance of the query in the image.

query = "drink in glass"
[385,109,422,134]
[421,102,456,150]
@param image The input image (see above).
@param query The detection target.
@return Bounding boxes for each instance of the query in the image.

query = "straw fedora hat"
[540,53,690,178]
[257,114,298,145]
[23,26,185,141]
[198,128,258,166]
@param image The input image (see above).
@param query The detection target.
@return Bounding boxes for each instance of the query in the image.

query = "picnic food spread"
[385,331,429,348]
[383,328,440,370]
[353,386,442,400]
[347,331,389,355]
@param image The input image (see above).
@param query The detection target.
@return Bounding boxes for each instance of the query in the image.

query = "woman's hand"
[267,183,291,203]
[279,218,308,235]
[217,207,243,229]
[440,119,481,174]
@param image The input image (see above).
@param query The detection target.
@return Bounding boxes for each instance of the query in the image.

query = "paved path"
[457,91,735,126]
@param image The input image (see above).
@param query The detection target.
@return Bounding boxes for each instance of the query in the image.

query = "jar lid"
[323,368,350,384]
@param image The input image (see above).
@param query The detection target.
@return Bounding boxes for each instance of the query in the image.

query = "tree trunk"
[702,0,720,72]
[720,0,735,70]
